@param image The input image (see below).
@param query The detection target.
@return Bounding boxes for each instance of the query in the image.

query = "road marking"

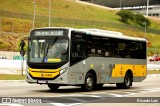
[68,97,88,102]
[0,104,23,106]
[50,103,68,106]
[49,103,83,106]
[107,93,123,97]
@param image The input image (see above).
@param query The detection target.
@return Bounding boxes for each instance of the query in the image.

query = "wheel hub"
[87,78,93,87]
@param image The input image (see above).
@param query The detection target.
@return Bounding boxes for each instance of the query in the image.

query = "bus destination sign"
[34,30,64,36]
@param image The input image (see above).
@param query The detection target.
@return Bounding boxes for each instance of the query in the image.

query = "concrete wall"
[0,51,20,60]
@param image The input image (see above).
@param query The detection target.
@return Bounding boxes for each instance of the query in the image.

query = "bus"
[23,27,147,91]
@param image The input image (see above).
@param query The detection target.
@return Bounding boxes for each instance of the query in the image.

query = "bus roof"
[75,28,147,42]
[32,27,147,42]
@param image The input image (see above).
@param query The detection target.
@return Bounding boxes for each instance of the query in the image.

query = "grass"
[147,70,160,74]
[0,74,26,80]
[0,0,119,23]
[0,0,160,53]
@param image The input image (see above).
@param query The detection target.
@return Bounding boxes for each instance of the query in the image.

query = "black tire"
[116,73,132,89]
[81,73,95,91]
[48,84,60,91]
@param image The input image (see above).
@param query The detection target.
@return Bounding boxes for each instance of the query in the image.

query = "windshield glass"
[29,38,68,63]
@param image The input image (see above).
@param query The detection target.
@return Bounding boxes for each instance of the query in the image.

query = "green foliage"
[135,13,151,27]
[0,74,25,80]
[116,10,134,22]
[0,40,12,51]
[0,0,159,53]
[117,10,151,27]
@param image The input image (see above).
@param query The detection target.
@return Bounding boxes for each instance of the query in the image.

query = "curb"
[151,74,160,77]
[0,80,26,83]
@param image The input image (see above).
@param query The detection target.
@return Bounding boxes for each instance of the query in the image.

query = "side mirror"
[20,40,26,57]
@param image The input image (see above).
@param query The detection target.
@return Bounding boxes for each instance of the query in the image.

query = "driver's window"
[70,32,86,66]
[72,41,86,57]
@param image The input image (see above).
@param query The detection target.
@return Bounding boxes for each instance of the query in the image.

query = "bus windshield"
[29,38,68,63]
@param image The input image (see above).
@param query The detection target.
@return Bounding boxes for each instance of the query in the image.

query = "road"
[0,74,160,106]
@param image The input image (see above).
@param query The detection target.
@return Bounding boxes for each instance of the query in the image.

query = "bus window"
[72,41,86,57]
[138,42,146,59]
[130,42,138,59]
[70,33,86,66]
[87,36,103,57]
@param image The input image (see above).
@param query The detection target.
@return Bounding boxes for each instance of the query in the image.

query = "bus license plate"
[37,80,47,84]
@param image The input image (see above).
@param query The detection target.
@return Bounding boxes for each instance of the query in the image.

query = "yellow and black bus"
[25,27,147,91]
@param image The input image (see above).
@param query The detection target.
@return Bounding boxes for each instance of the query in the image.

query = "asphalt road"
[0,74,160,106]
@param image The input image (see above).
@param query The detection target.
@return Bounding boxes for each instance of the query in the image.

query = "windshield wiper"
[43,37,58,62]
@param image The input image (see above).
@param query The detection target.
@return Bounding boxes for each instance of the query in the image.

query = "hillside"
[0,0,160,55]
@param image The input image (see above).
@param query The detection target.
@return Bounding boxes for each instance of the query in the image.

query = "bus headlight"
[60,68,67,75]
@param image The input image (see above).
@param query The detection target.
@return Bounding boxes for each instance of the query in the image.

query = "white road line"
[68,103,83,106]
[107,93,123,97]
[67,97,88,102]
[87,92,106,95]
[86,95,101,98]
[50,103,69,106]
[50,103,83,106]
[124,92,133,94]
[0,104,24,106]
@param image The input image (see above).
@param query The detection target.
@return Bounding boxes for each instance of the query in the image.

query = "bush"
[116,10,134,22]
[135,13,151,27]
[116,10,151,27]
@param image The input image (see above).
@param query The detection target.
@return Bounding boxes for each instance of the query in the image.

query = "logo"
[41,74,44,77]
[2,98,11,103]
[44,58,48,62]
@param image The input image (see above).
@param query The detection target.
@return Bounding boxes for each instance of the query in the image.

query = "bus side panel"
[68,60,86,85]
[68,57,146,85]
[109,58,146,83]
[69,57,110,85]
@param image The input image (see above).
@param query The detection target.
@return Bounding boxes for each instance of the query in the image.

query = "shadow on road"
[33,85,139,94]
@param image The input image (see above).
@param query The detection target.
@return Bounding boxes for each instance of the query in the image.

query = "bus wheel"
[81,73,95,91]
[48,84,60,91]
[116,73,132,89]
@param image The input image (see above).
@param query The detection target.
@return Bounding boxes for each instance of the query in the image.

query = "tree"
[116,10,151,27]
[135,13,151,27]
[116,10,134,23]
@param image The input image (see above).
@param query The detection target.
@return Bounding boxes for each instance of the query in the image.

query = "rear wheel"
[81,73,95,91]
[116,72,132,89]
[48,84,60,91]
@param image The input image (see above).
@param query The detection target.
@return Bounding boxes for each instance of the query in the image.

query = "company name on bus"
[34,30,64,36]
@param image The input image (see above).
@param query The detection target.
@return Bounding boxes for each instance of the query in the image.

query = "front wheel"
[48,84,60,91]
[81,73,95,91]
[116,73,132,89]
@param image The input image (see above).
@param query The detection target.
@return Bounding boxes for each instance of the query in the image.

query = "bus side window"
[71,41,78,57]
[130,42,138,59]
[70,32,87,66]
[72,41,86,57]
